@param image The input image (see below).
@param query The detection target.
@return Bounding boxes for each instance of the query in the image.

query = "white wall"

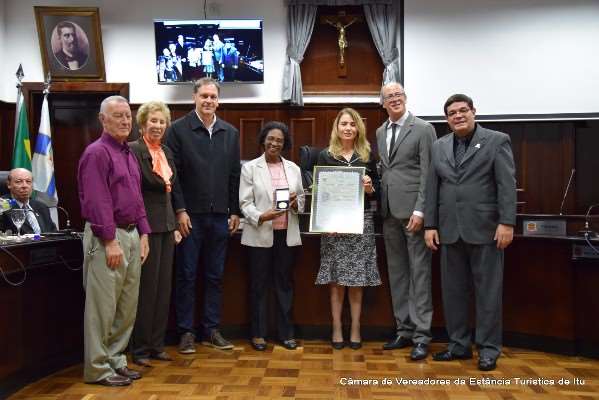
[0,1,6,100]
[405,0,599,116]
[0,0,287,104]
[2,0,599,116]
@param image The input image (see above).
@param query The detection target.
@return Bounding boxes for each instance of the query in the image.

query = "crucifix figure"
[325,17,357,67]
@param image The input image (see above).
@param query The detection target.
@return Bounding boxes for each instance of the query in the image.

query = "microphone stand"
[56,206,71,230]
[578,204,599,238]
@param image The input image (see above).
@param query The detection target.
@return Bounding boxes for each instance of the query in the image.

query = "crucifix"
[321,11,361,77]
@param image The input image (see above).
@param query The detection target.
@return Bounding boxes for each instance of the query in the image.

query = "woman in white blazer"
[239,121,305,351]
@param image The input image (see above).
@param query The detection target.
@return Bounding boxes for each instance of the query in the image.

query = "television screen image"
[154,19,264,84]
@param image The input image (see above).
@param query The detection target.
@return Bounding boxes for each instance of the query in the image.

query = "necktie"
[23,204,41,234]
[455,137,467,165]
[389,123,397,158]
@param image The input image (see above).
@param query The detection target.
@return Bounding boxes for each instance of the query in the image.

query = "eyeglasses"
[383,92,405,101]
[447,107,472,118]
[265,136,284,144]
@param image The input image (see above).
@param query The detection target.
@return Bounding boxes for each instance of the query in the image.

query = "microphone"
[55,206,72,230]
[559,168,575,216]
[578,204,599,238]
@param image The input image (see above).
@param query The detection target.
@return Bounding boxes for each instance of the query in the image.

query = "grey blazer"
[424,125,517,245]
[376,112,437,219]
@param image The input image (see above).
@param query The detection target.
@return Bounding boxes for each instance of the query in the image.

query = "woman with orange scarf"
[129,101,180,366]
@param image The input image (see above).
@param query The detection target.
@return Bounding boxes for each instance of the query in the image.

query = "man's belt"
[116,223,137,232]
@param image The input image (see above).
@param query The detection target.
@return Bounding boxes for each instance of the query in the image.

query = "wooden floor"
[9,341,599,399]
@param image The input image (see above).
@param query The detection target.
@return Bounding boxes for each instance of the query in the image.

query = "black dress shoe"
[382,335,412,350]
[132,357,151,367]
[281,339,298,350]
[95,374,131,386]
[432,349,473,361]
[349,341,362,350]
[331,341,345,350]
[410,343,429,361]
[150,351,173,361]
[478,357,497,371]
[115,367,142,380]
[251,339,267,351]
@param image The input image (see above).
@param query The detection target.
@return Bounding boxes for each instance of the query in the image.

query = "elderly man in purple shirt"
[78,95,150,387]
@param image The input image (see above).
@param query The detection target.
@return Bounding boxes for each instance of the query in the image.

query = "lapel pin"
[475,143,481,149]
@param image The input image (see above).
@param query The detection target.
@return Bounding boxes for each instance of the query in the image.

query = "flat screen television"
[153,19,264,84]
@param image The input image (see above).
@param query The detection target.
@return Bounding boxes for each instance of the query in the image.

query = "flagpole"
[32,72,60,228]
[14,64,24,134]
[44,72,51,96]
[44,72,59,228]
[12,64,32,170]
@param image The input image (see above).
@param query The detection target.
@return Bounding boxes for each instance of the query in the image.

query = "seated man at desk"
[1,168,57,234]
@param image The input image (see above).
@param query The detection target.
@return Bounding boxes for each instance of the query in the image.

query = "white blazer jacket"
[239,154,305,247]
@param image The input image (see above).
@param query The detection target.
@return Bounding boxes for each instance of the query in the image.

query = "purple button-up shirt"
[78,132,151,240]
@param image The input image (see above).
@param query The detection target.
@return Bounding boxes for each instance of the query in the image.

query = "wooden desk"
[1,221,598,396]
[209,218,599,358]
[0,235,83,397]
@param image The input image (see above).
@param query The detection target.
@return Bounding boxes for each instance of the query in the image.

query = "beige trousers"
[82,223,141,382]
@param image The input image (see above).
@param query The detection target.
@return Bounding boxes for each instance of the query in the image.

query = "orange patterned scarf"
[143,136,173,192]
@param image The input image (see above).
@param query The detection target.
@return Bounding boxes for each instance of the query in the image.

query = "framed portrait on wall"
[34,6,106,81]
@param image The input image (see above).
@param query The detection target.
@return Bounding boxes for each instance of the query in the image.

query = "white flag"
[31,94,59,227]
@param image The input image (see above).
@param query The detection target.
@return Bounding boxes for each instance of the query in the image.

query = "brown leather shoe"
[95,374,131,386]
[115,366,142,380]
[150,351,173,361]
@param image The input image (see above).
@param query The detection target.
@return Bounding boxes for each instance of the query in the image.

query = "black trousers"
[247,230,297,341]
[440,239,504,359]
[130,231,175,357]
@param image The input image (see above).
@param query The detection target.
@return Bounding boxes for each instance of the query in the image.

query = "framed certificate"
[309,166,365,234]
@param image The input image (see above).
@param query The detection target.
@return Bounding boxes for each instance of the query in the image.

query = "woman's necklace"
[338,149,357,166]
[342,148,353,160]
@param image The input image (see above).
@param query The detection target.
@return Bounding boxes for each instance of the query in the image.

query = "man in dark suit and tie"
[424,94,517,371]
[376,82,437,361]
[1,168,57,234]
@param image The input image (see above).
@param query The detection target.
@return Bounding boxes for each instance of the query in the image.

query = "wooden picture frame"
[34,6,106,82]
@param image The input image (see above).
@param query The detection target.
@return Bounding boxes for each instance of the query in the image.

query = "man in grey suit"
[377,82,437,361]
[424,94,516,371]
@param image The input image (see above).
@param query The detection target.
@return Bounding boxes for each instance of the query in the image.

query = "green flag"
[11,92,32,170]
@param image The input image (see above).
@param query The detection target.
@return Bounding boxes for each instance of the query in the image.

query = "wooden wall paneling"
[20,83,129,230]
[357,108,385,152]
[484,121,575,214]
[220,241,250,325]
[2,94,596,220]
[574,259,599,356]
[222,106,281,161]
[559,122,576,214]
[574,121,599,214]
[301,6,385,94]
[0,277,24,378]
[289,117,317,161]
[527,122,575,214]
[0,239,83,390]
[485,122,527,212]
[503,238,575,339]
[239,118,264,160]
[168,104,191,122]
[0,101,16,171]
[288,105,331,159]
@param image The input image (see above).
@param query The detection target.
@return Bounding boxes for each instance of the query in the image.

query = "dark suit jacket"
[128,138,177,233]
[0,196,57,234]
[424,125,517,245]
[54,49,88,70]
[165,111,241,216]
